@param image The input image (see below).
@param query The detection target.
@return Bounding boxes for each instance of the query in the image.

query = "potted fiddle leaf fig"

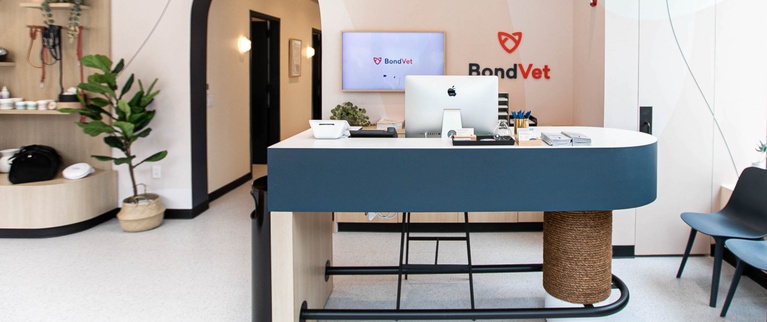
[60,54,167,232]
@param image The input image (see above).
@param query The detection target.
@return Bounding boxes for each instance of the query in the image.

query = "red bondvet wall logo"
[373,57,383,65]
[468,30,551,80]
[497,31,522,54]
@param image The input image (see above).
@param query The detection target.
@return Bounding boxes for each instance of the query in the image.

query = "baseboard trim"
[165,201,209,220]
[0,209,118,238]
[163,172,251,220]
[613,245,635,258]
[209,172,253,202]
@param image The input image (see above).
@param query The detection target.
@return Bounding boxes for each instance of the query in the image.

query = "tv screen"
[342,31,446,92]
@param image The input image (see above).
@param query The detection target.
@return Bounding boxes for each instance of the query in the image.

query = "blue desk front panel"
[267,143,657,213]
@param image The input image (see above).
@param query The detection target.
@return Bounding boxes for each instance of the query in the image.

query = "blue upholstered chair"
[676,167,767,307]
[719,239,767,317]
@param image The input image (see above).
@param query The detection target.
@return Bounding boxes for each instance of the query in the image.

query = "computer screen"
[405,75,499,138]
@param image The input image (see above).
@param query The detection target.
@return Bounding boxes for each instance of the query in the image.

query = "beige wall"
[319,0,604,127]
[207,0,320,193]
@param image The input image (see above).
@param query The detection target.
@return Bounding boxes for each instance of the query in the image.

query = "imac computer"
[405,75,499,138]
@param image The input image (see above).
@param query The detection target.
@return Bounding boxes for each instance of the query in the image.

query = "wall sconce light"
[306,47,315,58]
[589,0,597,7]
[238,36,252,54]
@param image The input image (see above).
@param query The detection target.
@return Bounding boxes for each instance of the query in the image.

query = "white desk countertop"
[271,126,657,150]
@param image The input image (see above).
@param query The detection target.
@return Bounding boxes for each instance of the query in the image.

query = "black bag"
[8,145,63,184]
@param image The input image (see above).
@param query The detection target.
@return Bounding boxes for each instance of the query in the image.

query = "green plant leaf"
[81,54,112,74]
[113,121,135,138]
[103,136,125,151]
[140,79,160,106]
[134,128,152,138]
[112,59,125,75]
[120,74,134,100]
[128,90,144,109]
[79,83,115,97]
[89,97,110,108]
[78,121,115,136]
[136,150,168,167]
[92,155,117,162]
[58,108,81,115]
[113,156,135,165]
[116,99,132,120]
[131,113,154,132]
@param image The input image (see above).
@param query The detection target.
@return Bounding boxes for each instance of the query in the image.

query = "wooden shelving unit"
[0,0,114,237]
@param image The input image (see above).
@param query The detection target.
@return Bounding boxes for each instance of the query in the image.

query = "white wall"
[605,0,767,255]
[112,0,193,208]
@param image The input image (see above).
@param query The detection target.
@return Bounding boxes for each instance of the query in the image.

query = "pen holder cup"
[514,119,529,134]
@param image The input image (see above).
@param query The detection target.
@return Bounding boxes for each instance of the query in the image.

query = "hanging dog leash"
[26,26,47,86]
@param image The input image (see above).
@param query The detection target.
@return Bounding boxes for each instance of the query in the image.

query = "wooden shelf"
[20,2,90,10]
[0,62,15,67]
[0,109,69,115]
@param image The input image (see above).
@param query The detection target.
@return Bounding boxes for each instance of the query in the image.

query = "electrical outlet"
[152,165,161,179]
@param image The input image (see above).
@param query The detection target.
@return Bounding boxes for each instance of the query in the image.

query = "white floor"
[1,178,766,321]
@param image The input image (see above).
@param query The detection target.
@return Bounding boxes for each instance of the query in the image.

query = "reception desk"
[263,126,657,321]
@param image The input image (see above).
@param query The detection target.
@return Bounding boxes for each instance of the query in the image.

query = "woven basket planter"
[117,193,165,232]
[543,210,612,304]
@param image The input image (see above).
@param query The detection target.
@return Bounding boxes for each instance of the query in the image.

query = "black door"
[250,12,280,164]
[311,28,322,120]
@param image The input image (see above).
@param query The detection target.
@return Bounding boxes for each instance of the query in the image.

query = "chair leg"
[676,229,698,278]
[463,212,475,309]
[720,259,746,317]
[710,237,726,307]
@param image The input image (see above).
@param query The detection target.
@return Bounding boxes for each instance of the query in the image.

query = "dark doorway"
[250,11,281,164]
[311,28,322,120]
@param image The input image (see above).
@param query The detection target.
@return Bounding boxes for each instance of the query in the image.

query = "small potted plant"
[60,54,167,232]
[330,101,371,126]
[754,140,767,169]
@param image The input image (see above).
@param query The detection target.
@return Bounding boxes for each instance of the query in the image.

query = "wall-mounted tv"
[342,31,446,92]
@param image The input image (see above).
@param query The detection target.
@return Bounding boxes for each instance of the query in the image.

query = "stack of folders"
[562,131,591,146]
[541,132,571,146]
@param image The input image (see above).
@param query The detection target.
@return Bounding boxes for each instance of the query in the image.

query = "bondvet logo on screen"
[468,30,552,80]
[373,56,413,65]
